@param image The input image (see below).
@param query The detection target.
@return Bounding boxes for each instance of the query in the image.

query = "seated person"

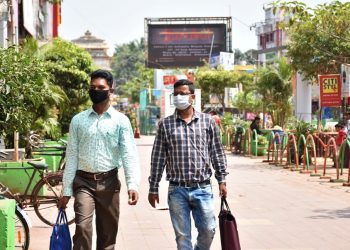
[335,123,347,146]
[250,116,262,139]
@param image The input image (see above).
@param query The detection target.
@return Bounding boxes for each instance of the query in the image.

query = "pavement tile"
[26,135,350,250]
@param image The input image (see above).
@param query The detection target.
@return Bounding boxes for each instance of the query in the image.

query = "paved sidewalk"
[28,135,350,250]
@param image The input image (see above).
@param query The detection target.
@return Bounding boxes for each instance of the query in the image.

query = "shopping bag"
[49,209,72,250]
[218,197,241,250]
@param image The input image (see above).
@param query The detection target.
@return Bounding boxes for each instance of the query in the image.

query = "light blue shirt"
[63,106,140,196]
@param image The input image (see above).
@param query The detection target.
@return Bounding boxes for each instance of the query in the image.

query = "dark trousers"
[72,172,121,250]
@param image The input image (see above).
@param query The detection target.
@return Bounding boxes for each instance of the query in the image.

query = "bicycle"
[1,186,30,250]
[25,132,67,172]
[0,158,74,226]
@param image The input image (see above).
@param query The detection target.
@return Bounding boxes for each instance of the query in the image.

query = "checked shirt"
[149,109,228,194]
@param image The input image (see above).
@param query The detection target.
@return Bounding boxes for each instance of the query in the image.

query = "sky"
[59,0,341,56]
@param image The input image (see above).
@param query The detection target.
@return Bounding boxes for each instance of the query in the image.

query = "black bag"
[49,209,72,250]
[218,197,241,250]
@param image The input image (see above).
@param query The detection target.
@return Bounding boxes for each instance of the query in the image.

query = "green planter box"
[0,159,45,195]
[33,140,63,172]
[257,147,267,156]
[251,143,268,156]
[0,199,15,249]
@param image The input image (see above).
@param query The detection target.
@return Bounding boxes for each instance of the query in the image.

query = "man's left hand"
[219,183,227,198]
[128,190,139,205]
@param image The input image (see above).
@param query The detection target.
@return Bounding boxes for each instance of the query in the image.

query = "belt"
[76,168,117,181]
[169,180,211,188]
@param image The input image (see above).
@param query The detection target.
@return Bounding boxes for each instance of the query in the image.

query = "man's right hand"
[58,196,71,209]
[148,193,159,208]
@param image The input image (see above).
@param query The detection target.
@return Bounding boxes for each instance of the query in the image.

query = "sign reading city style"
[319,74,342,107]
[147,24,227,68]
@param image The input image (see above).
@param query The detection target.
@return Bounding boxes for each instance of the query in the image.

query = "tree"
[274,0,350,80]
[256,57,293,126]
[111,38,145,82]
[110,39,156,103]
[0,46,55,146]
[40,38,94,133]
[234,49,245,64]
[232,92,263,114]
[244,49,258,65]
[233,48,257,65]
[195,66,254,109]
[19,38,69,139]
[118,62,154,103]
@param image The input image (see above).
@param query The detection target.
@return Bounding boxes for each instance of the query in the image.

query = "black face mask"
[89,89,109,104]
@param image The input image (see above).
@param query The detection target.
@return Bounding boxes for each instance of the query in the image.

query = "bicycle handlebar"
[0,184,9,195]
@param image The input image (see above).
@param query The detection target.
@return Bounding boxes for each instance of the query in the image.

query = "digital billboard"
[146,24,227,68]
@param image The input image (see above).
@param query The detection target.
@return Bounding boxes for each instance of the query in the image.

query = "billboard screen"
[147,24,227,68]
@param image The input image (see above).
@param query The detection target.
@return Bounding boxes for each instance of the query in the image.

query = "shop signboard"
[319,74,341,107]
[163,75,177,86]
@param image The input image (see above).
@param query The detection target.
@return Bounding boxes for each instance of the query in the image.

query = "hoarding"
[147,24,227,68]
[319,74,341,107]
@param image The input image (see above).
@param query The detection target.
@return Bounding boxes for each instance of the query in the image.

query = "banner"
[341,64,350,97]
[23,0,35,36]
[319,74,341,107]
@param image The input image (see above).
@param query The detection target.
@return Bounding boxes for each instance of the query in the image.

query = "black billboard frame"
[144,17,232,69]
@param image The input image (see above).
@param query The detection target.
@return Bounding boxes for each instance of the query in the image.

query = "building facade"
[255,3,289,66]
[71,30,111,70]
[0,0,61,47]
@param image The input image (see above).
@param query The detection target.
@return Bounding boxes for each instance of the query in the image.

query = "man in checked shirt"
[148,79,228,250]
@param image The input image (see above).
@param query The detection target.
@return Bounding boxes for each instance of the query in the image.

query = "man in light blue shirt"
[59,69,140,250]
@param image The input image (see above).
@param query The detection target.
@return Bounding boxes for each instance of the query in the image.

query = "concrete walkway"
[28,135,350,250]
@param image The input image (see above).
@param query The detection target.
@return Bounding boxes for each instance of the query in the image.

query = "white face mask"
[173,94,191,110]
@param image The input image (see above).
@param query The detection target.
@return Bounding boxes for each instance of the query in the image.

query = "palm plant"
[256,57,293,127]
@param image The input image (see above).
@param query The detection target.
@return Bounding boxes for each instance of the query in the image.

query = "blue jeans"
[168,184,216,250]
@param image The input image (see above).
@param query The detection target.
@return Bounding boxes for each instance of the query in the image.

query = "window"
[260,35,264,45]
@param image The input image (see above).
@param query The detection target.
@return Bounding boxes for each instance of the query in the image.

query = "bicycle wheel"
[32,173,75,226]
[14,207,30,250]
